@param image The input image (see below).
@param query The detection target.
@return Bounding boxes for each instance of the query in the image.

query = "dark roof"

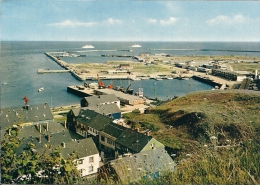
[87,103,121,115]
[82,94,119,106]
[106,148,176,183]
[70,107,88,117]
[0,104,53,130]
[101,122,126,139]
[116,129,152,153]
[15,122,98,160]
[60,138,99,160]
[76,109,112,131]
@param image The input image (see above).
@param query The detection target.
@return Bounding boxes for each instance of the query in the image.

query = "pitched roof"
[76,109,112,131]
[95,89,143,101]
[70,107,88,117]
[87,104,121,115]
[101,122,126,139]
[15,122,98,160]
[105,148,176,183]
[60,138,99,160]
[82,94,119,106]
[0,104,53,129]
[116,129,152,153]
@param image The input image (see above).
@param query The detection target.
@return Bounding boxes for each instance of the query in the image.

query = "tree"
[1,126,82,184]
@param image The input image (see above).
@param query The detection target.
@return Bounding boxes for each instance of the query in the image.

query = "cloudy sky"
[1,0,260,41]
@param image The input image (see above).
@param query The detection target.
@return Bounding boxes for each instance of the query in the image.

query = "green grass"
[123,91,260,153]
[230,62,260,73]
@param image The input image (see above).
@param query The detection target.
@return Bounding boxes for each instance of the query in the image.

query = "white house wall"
[77,153,100,176]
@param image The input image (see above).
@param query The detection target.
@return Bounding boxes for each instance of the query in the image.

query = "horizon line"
[1,40,260,42]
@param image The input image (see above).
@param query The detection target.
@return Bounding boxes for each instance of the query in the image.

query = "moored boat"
[38,87,44,92]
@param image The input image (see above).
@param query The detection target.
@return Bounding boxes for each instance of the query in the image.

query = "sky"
[1,0,260,41]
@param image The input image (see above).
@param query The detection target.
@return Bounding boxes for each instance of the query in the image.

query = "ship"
[38,87,44,92]
[82,45,94,49]
[131,44,141,48]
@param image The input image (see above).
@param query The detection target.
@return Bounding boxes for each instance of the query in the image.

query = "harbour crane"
[97,74,105,88]
[107,80,115,89]
[23,96,29,105]
[126,84,134,95]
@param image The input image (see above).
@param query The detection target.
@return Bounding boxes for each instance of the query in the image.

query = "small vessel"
[166,77,173,80]
[88,83,99,89]
[131,44,141,48]
[130,77,141,81]
[155,76,163,81]
[3,82,7,85]
[82,45,94,49]
[140,77,149,80]
[38,87,44,92]
[156,78,163,81]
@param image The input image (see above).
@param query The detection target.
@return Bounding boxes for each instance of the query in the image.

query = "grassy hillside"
[123,90,260,184]
[124,90,260,152]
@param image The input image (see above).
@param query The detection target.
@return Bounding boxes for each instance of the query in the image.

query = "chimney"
[62,142,66,148]
[64,120,67,129]
[146,131,150,136]
[48,134,50,142]
[46,123,49,131]
[39,135,42,143]
[8,128,11,135]
[39,124,42,133]
[135,128,140,132]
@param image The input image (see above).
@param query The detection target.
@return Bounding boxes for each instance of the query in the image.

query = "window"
[101,136,105,142]
[107,138,114,146]
[78,159,84,164]
[89,156,94,163]
[78,169,83,176]
[89,165,94,172]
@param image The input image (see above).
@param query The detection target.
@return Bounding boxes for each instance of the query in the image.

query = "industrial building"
[94,89,144,105]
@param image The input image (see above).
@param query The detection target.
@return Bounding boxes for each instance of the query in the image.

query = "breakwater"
[37,69,70,74]
[45,52,85,81]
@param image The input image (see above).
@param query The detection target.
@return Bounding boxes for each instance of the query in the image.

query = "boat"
[156,78,163,81]
[131,44,141,48]
[38,87,44,92]
[88,83,99,89]
[130,77,141,81]
[155,76,163,81]
[3,82,7,85]
[166,77,173,80]
[140,77,149,80]
[82,45,94,49]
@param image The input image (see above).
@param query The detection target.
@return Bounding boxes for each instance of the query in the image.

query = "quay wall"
[37,69,70,74]
[192,75,222,88]
[45,52,85,81]
[67,86,93,97]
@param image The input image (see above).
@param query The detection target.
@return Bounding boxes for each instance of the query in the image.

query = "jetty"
[67,85,95,97]
[44,52,85,81]
[37,69,70,74]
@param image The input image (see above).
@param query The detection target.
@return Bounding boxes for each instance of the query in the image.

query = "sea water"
[1,41,259,108]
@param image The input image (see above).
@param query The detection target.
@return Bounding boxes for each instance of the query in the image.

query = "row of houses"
[1,98,175,183]
[67,108,165,161]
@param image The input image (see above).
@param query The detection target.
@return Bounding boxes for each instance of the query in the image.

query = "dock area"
[67,85,95,97]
